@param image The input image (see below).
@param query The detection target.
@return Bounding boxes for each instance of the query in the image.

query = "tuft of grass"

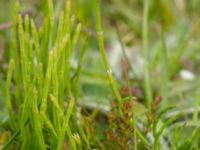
[4,0,82,149]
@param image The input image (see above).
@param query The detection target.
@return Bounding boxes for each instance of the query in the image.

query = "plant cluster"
[0,0,200,150]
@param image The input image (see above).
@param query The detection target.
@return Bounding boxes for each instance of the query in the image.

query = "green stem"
[143,0,153,108]
[95,0,122,108]
[6,59,16,131]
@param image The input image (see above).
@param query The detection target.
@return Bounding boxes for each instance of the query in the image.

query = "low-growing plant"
[1,0,200,150]
[4,0,82,149]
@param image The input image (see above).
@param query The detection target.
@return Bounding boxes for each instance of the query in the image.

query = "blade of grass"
[71,23,82,53]
[160,29,169,107]
[95,0,122,109]
[41,112,58,140]
[31,19,41,63]
[48,0,55,46]
[18,15,28,90]
[30,88,46,149]
[6,59,16,131]
[57,99,75,150]
[25,15,35,76]
[41,50,53,113]
[11,2,21,106]
[143,0,153,108]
